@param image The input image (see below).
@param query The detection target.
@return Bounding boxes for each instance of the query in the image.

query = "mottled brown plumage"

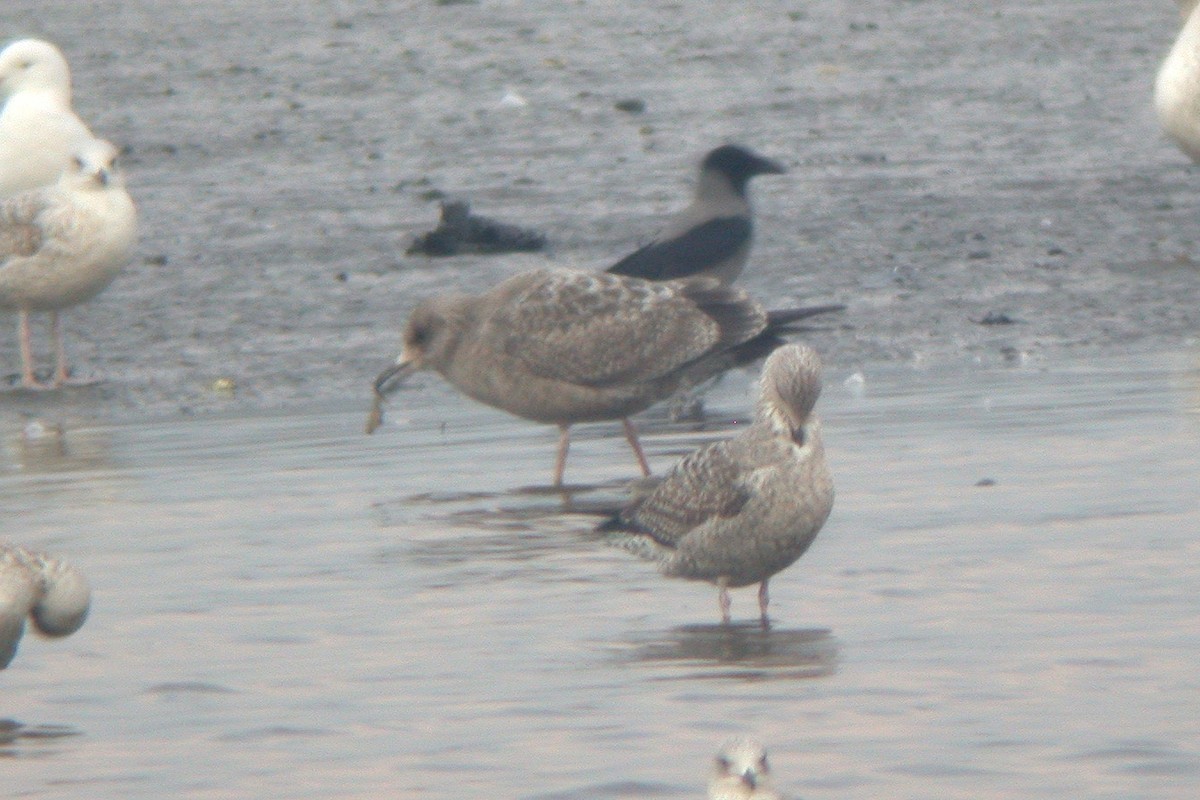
[1,544,91,669]
[0,193,43,256]
[369,268,790,485]
[602,344,834,623]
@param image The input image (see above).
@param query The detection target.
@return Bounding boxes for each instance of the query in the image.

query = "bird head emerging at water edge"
[366,295,469,434]
[708,737,781,800]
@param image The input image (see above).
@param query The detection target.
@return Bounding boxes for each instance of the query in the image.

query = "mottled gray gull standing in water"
[601,344,834,623]
[0,39,96,197]
[1,544,91,669]
[0,138,137,389]
[708,737,784,800]
[606,144,786,285]
[368,269,830,486]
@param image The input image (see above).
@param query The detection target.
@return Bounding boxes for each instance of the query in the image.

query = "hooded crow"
[607,144,786,285]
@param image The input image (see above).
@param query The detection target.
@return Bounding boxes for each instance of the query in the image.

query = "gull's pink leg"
[553,424,571,486]
[18,310,48,390]
[51,311,70,387]
[758,580,771,628]
[622,418,652,476]
[718,577,732,624]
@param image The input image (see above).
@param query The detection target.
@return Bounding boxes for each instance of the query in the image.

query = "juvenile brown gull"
[1,544,91,669]
[708,737,784,800]
[0,39,96,197]
[368,269,830,486]
[606,144,786,285]
[600,344,834,623]
[0,138,137,389]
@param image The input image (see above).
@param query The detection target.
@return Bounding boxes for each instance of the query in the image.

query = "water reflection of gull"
[370,477,633,528]
[616,622,838,681]
[3,416,116,476]
[0,718,78,745]
[0,544,90,669]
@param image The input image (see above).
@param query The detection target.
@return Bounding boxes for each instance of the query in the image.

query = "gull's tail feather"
[765,304,846,331]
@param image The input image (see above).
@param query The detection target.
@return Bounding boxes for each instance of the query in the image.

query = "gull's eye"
[715,756,731,773]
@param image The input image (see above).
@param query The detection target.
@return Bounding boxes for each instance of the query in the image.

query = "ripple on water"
[1070,741,1200,777]
[0,718,80,747]
[611,623,839,682]
[525,780,687,799]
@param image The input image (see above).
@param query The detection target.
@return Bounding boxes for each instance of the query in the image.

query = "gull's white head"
[708,737,782,800]
[61,138,123,191]
[0,39,72,101]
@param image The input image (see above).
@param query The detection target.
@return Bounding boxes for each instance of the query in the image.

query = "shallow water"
[2,352,1198,799]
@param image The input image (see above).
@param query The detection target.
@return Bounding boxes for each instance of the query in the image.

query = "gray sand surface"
[2,1,1197,419]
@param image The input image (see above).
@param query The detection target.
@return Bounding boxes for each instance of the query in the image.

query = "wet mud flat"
[0,0,1197,421]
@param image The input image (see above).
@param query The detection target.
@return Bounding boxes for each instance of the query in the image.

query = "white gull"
[0,39,96,197]
[1,138,137,389]
[1156,1,1200,161]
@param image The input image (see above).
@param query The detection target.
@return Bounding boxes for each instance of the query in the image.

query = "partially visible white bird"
[0,544,91,669]
[0,38,96,197]
[708,738,783,800]
[1156,1,1200,161]
[0,138,137,389]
